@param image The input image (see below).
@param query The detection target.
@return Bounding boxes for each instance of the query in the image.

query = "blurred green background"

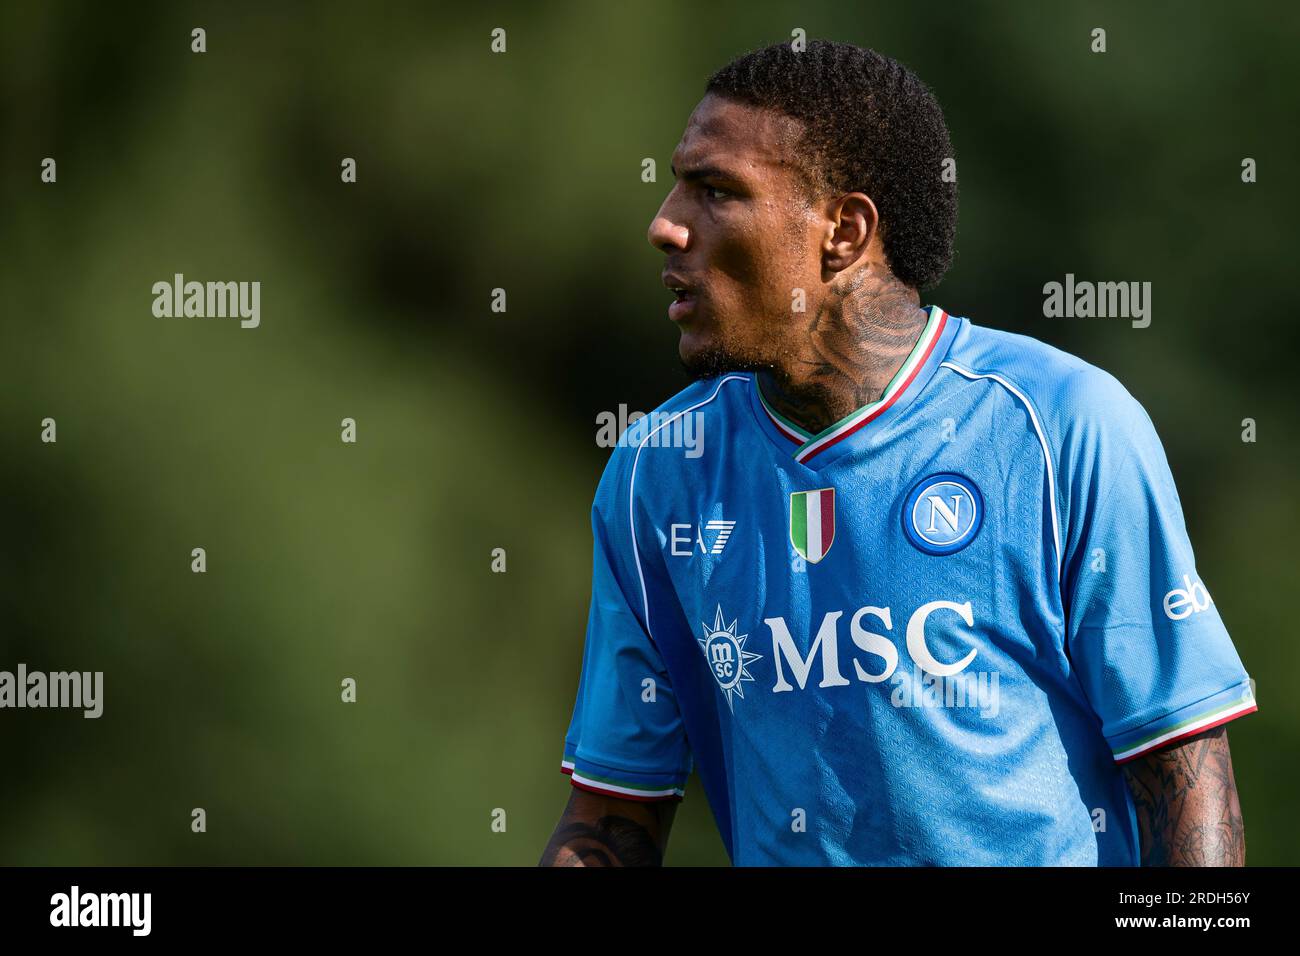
[1,1,1296,865]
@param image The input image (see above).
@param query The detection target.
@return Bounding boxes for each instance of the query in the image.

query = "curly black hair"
[706,39,957,291]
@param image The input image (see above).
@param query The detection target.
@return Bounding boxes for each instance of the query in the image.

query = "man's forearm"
[1121,725,1245,865]
[540,789,677,866]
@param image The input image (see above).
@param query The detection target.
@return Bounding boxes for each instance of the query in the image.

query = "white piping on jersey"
[629,374,751,639]
[939,361,1063,579]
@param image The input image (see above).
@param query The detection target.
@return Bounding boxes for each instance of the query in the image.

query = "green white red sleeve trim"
[560,748,686,802]
[1110,678,1257,763]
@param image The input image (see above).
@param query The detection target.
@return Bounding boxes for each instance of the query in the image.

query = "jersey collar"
[749,305,957,469]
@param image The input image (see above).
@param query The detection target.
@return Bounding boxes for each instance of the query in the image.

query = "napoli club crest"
[790,487,835,563]
[902,473,983,555]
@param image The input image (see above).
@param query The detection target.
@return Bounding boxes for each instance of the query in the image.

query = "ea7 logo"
[1163,574,1213,621]
[669,520,736,556]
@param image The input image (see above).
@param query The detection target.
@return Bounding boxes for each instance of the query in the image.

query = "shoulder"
[942,316,1153,455]
[593,373,751,512]
[638,373,750,422]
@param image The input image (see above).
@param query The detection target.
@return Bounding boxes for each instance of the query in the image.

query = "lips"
[662,271,700,322]
[668,293,697,322]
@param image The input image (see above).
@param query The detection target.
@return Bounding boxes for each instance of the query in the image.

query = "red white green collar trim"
[757,306,949,463]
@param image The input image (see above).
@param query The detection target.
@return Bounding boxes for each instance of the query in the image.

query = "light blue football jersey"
[560,306,1257,865]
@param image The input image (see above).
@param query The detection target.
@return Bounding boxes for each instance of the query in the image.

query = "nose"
[647,211,689,253]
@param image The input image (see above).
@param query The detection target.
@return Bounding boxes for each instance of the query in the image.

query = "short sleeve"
[560,451,692,801]
[1061,379,1257,764]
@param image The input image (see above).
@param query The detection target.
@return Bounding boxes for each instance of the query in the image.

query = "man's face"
[648,93,824,379]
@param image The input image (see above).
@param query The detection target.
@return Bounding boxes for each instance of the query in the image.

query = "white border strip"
[758,393,810,444]
[793,307,946,462]
[1113,698,1257,762]
[570,770,685,799]
[630,375,750,637]
[940,361,1062,578]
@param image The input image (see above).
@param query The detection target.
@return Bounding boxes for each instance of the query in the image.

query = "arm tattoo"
[540,813,664,867]
[1120,725,1245,866]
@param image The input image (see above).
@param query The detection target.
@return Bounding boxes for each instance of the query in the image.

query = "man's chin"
[679,335,769,381]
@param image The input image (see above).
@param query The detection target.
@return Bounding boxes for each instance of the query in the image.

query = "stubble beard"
[678,320,785,383]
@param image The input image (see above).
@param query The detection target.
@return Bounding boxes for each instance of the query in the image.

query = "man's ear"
[821,191,879,274]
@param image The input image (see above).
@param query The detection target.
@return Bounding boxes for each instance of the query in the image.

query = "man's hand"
[1120,725,1245,865]
[539,787,678,866]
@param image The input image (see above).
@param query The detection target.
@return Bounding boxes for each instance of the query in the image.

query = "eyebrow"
[670,163,745,183]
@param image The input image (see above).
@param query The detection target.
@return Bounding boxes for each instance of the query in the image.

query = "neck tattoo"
[757,272,929,436]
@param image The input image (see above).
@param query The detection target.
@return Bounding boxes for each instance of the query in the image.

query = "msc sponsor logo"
[766,600,999,717]
[766,600,977,688]
[1163,574,1213,621]
[698,606,762,711]
[701,599,1000,717]
[902,473,983,555]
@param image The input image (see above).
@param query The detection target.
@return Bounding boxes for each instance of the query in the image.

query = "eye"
[704,184,730,200]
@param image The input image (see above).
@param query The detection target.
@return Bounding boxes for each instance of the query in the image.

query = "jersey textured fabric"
[560,306,1257,865]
